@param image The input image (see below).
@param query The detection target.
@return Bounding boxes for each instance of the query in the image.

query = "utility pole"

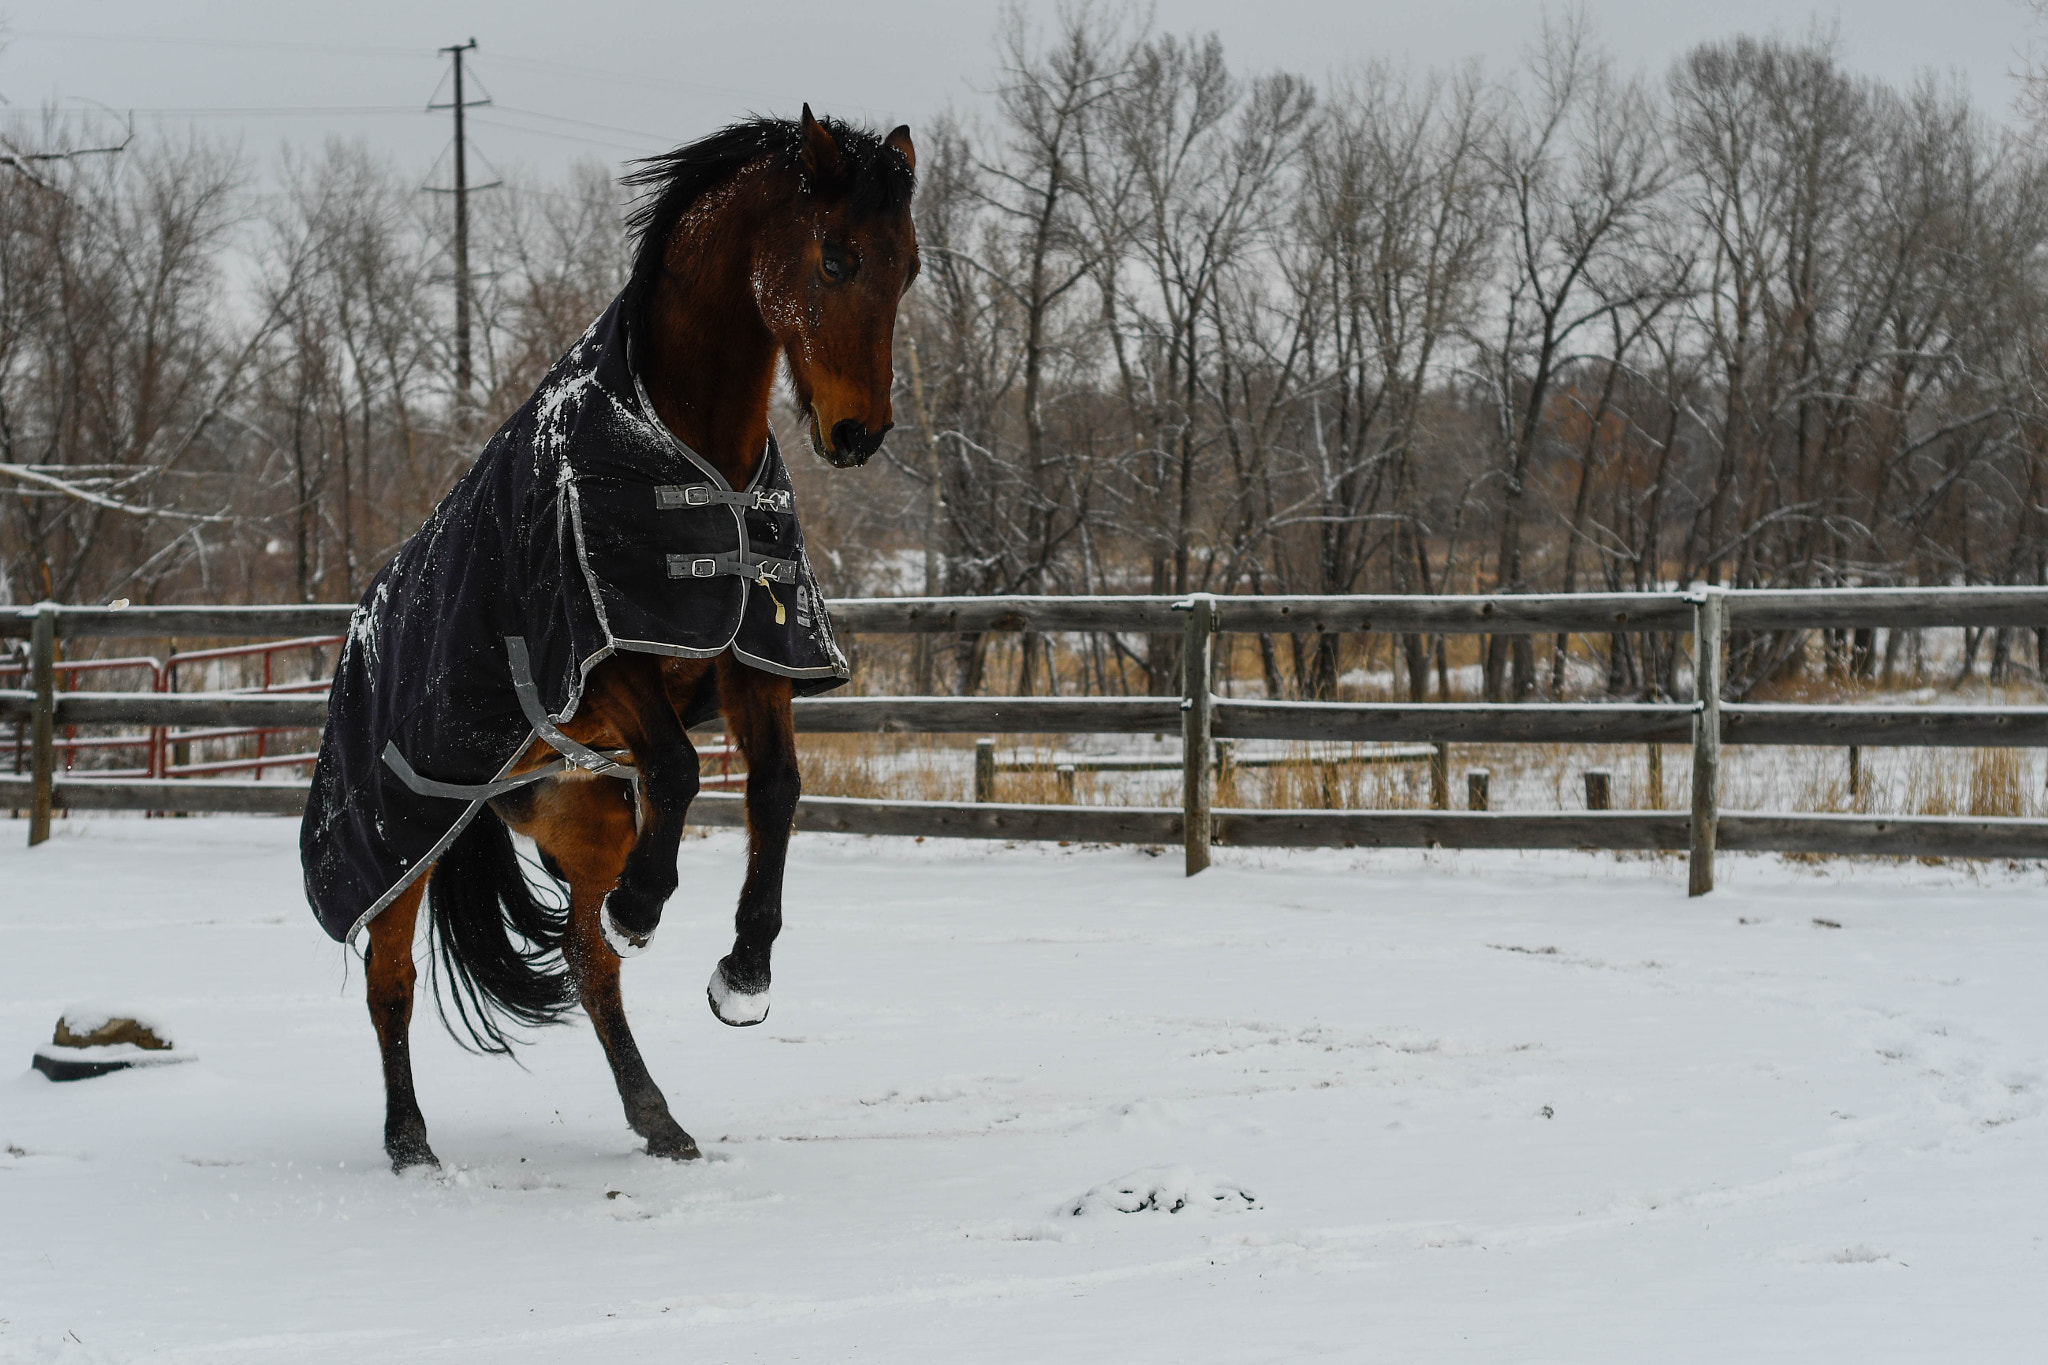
[429,39,490,416]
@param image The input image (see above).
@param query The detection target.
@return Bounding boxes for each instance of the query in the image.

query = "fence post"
[1646,744,1663,810]
[1467,768,1490,811]
[1181,594,1214,876]
[1429,742,1449,810]
[1584,768,1611,811]
[1688,589,1724,896]
[28,602,56,847]
[973,738,995,803]
[1056,763,1076,804]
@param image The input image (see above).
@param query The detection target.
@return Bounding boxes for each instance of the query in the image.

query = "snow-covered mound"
[1065,1166,1258,1216]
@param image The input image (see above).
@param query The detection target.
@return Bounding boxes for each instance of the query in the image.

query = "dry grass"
[794,733,967,802]
[1236,747,1432,811]
[1774,744,2039,829]
[1967,748,2028,818]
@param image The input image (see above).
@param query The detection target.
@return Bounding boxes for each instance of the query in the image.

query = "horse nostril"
[830,420,891,464]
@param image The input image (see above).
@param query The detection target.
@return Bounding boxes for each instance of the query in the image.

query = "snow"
[2,818,2045,1362]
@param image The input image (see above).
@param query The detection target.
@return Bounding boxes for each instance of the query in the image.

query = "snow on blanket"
[2,819,2045,1362]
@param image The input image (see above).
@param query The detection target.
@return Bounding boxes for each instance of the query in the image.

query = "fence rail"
[15,585,2048,641]
[10,587,2048,890]
[14,691,2048,750]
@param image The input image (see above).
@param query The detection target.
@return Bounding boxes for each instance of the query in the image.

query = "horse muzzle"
[809,407,890,467]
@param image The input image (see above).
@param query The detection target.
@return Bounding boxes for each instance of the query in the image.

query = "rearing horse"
[301,109,917,1171]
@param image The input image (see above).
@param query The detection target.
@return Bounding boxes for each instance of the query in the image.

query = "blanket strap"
[377,637,640,802]
[505,635,635,777]
[665,551,799,583]
[381,743,568,802]
[656,483,794,513]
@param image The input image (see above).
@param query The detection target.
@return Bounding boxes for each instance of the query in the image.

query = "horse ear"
[799,104,842,180]
[885,124,916,174]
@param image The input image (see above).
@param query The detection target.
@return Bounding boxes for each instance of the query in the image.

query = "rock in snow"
[33,1005,190,1081]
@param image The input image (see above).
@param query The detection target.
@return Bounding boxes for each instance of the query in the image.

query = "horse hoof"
[600,897,655,958]
[707,962,769,1027]
[648,1131,702,1161]
[387,1139,440,1174]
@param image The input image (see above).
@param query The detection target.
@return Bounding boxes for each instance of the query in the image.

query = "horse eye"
[821,249,854,283]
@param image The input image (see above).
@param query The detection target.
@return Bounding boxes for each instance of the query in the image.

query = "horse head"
[625,108,919,473]
[758,107,919,468]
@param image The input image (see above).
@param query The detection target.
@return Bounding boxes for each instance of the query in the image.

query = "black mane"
[620,114,915,337]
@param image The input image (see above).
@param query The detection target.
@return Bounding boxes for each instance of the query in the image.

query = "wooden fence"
[7,588,2048,894]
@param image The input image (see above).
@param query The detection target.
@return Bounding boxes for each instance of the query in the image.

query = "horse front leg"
[588,656,702,958]
[707,657,798,1027]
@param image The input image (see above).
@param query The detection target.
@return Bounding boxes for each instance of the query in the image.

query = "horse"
[330,109,916,1172]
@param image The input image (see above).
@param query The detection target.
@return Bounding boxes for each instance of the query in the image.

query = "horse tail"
[424,812,576,1055]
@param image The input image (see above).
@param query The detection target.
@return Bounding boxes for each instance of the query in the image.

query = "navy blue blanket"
[301,295,847,943]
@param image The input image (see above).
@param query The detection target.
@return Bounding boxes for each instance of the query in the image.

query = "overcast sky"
[2,0,2041,183]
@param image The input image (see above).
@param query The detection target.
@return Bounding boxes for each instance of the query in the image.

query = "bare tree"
[1277,62,1495,696]
[1478,13,1670,699]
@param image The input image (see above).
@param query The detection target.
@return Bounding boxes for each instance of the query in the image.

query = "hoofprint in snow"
[2,820,2044,1362]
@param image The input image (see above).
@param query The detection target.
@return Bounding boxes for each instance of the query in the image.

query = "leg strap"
[377,636,635,801]
[505,636,634,777]
[381,743,565,802]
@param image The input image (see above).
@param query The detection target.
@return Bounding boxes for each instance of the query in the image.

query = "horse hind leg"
[500,775,700,1161]
[571,875,701,1160]
[364,878,436,1171]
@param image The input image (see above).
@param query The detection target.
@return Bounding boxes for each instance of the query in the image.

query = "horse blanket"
[300,295,849,943]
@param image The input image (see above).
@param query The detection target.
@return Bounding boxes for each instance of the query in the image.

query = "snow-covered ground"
[2,819,2044,1362]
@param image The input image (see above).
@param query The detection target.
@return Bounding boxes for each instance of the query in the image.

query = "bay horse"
[363,109,917,1171]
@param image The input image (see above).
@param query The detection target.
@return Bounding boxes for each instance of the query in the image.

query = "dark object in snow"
[1813,917,1844,929]
[300,291,848,946]
[33,1010,193,1082]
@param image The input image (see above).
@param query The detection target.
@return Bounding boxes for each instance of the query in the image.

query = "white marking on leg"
[600,896,653,958]
[707,961,769,1025]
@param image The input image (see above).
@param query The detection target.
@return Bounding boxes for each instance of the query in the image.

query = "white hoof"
[600,899,654,958]
[707,963,769,1026]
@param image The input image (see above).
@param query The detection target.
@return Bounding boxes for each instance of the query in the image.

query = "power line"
[7,29,897,124]
[481,51,797,107]
[467,118,650,155]
[65,105,423,117]
[8,29,430,58]
[487,105,670,142]
[10,27,795,105]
